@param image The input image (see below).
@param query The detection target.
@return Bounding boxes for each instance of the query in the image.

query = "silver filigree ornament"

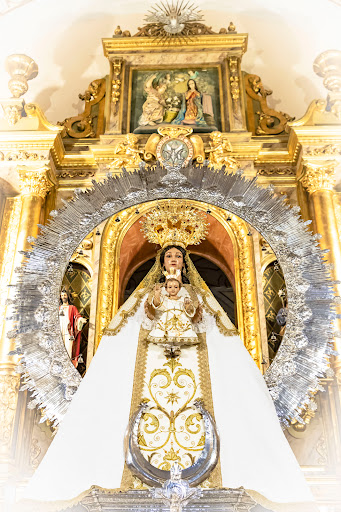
[9,163,336,427]
[145,0,203,36]
[151,463,203,512]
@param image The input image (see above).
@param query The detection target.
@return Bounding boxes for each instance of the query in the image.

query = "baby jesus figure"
[147,278,199,348]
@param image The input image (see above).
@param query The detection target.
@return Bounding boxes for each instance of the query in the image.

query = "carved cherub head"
[126,133,138,146]
[210,131,222,144]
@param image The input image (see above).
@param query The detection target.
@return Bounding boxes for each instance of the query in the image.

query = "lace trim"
[147,335,200,345]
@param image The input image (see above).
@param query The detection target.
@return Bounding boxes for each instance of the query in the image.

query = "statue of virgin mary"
[22,203,315,512]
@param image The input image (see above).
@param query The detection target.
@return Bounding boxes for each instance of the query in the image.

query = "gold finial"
[141,202,209,249]
[5,54,38,98]
[1,54,38,126]
[114,25,122,36]
[228,22,236,32]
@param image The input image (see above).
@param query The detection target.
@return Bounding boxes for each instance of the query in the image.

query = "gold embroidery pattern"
[121,327,222,488]
[138,350,205,471]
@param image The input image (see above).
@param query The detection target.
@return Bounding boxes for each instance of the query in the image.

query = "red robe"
[67,305,83,360]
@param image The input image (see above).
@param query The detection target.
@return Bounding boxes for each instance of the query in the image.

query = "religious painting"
[130,67,222,134]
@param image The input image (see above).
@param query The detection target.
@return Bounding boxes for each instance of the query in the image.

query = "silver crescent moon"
[124,400,220,487]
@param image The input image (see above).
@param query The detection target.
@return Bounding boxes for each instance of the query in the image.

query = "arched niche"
[95,200,262,368]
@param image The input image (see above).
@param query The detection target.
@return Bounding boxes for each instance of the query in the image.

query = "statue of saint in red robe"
[59,289,87,367]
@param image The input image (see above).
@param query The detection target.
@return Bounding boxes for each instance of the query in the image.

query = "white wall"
[0,0,340,124]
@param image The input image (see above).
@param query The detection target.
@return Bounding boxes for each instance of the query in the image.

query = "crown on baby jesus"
[141,203,209,249]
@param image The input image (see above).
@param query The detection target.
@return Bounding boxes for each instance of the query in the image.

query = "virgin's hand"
[144,300,155,320]
[184,298,192,308]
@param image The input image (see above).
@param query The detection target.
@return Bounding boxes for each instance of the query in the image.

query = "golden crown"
[141,203,209,249]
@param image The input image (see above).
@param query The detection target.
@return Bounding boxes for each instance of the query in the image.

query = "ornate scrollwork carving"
[58,170,96,179]
[305,144,341,156]
[57,78,106,138]
[3,150,46,161]
[256,167,296,176]
[245,73,294,135]
[228,57,240,112]
[111,58,123,115]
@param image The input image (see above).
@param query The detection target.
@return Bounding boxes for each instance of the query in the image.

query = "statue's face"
[164,248,184,272]
[60,291,69,304]
[166,279,180,297]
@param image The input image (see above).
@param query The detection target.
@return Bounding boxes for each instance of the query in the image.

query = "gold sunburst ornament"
[145,0,204,42]
[141,202,209,249]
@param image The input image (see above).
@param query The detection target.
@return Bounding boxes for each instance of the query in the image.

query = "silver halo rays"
[9,162,336,428]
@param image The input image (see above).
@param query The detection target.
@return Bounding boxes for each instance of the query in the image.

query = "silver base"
[80,488,258,512]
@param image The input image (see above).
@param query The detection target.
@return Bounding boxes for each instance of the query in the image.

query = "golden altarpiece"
[0,12,341,511]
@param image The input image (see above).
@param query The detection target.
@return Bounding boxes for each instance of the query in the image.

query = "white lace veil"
[105,247,237,337]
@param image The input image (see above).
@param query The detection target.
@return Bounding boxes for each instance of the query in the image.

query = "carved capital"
[18,165,55,198]
[298,161,337,194]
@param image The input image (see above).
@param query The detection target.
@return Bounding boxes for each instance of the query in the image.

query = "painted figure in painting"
[172,79,216,128]
[172,79,206,126]
[133,68,220,133]
[25,203,315,512]
[138,73,170,126]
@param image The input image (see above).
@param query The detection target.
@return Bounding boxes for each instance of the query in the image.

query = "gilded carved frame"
[102,33,248,134]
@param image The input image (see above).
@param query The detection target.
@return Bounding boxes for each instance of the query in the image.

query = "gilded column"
[16,165,55,252]
[232,217,263,370]
[298,161,341,376]
[0,166,54,483]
